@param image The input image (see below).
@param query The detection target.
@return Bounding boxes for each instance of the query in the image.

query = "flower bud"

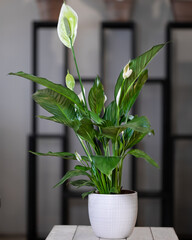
[78,87,86,104]
[66,70,75,90]
[123,61,133,79]
[116,87,121,106]
[75,152,82,162]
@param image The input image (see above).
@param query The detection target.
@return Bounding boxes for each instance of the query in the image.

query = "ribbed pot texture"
[88,191,138,239]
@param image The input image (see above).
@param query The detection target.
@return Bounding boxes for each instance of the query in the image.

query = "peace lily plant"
[10,3,165,198]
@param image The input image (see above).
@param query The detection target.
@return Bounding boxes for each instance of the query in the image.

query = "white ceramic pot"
[88,190,138,239]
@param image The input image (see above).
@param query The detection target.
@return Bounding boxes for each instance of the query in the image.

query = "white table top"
[46,225,179,240]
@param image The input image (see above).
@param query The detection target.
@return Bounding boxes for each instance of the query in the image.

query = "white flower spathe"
[104,94,107,103]
[123,61,133,79]
[128,115,134,120]
[78,86,86,103]
[75,152,82,162]
[57,3,78,48]
[116,87,121,106]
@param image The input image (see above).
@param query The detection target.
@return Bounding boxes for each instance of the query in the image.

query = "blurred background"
[0,0,192,239]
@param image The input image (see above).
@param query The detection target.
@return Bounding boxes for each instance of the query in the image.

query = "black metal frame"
[28,21,69,240]
[167,22,192,240]
[100,22,136,78]
[28,21,97,240]
[133,78,170,226]
[27,20,180,240]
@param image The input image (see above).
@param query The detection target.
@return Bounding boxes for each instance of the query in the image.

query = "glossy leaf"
[128,149,159,168]
[33,88,80,130]
[125,131,148,150]
[89,110,104,125]
[125,116,151,132]
[82,190,95,199]
[76,118,97,146]
[91,155,121,177]
[114,69,123,100]
[115,43,166,101]
[54,170,91,188]
[121,69,148,114]
[70,179,95,188]
[120,44,166,106]
[74,165,90,171]
[131,43,165,79]
[101,116,151,139]
[37,115,66,125]
[88,77,105,115]
[29,151,75,160]
[110,186,120,194]
[9,72,83,109]
[103,100,117,125]
[123,127,134,141]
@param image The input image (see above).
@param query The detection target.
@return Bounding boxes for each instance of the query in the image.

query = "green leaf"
[76,118,97,147]
[121,69,148,114]
[103,101,117,125]
[101,116,151,139]
[88,77,105,115]
[115,43,166,105]
[91,155,121,177]
[101,125,126,139]
[128,149,159,168]
[110,186,120,194]
[120,44,166,106]
[125,116,151,133]
[33,88,80,129]
[9,72,83,109]
[131,43,166,79]
[75,165,90,171]
[70,179,95,188]
[114,69,124,99]
[123,127,134,141]
[54,170,91,188]
[29,151,76,160]
[125,131,148,150]
[37,115,66,125]
[82,190,95,199]
[89,110,104,125]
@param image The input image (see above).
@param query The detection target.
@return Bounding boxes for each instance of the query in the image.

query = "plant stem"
[101,172,108,193]
[76,134,92,163]
[94,167,105,193]
[86,142,93,155]
[118,157,124,189]
[70,38,88,109]
[77,136,103,192]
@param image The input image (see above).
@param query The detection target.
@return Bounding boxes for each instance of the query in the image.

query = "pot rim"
[89,189,137,196]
